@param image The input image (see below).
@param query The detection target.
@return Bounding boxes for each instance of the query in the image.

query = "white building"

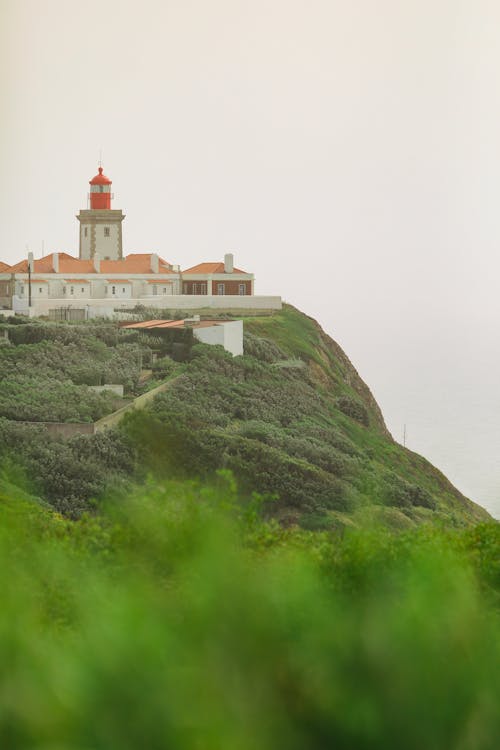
[0,165,281,316]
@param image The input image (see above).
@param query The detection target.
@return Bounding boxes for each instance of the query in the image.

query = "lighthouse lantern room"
[76,165,125,261]
[89,166,113,209]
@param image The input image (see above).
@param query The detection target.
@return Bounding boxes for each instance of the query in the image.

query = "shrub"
[336,395,369,426]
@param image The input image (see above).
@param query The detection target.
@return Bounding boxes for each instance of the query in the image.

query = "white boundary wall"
[19,295,282,318]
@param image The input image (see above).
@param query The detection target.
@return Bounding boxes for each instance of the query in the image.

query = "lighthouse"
[76,166,125,260]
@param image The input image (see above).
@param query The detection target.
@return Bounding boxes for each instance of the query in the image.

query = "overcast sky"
[2,0,500,515]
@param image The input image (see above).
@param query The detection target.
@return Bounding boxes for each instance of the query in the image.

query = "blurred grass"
[0,471,499,749]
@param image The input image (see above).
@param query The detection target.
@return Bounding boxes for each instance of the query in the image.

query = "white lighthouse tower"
[76,166,125,260]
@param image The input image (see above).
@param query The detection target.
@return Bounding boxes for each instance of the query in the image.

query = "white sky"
[2,0,500,516]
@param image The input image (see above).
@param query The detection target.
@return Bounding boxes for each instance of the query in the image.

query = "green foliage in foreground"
[0,473,498,749]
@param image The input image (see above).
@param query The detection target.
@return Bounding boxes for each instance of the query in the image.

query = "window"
[217,283,225,295]
[163,288,167,294]
[70,287,74,295]
[112,286,116,295]
[81,287,85,293]
[152,285,157,295]
[63,286,66,294]
[104,227,110,237]
[84,227,88,237]
[239,284,246,295]
[122,288,126,293]
[39,287,43,293]
[99,186,104,193]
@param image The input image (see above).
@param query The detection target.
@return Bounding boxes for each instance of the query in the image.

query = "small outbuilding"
[123,317,243,357]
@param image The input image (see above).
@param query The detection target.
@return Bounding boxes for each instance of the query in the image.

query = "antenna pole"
[403,424,407,448]
[27,246,33,310]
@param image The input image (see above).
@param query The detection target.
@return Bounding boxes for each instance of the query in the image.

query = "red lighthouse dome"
[89,166,112,209]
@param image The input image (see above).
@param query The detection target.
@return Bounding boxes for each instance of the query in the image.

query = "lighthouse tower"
[76,166,125,260]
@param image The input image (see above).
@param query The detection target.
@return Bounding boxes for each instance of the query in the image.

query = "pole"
[27,249,33,310]
[403,424,407,448]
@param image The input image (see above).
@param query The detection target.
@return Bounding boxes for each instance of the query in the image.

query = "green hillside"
[123,304,489,530]
[0,306,491,527]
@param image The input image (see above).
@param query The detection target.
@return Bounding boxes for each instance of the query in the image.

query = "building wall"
[64,283,91,299]
[92,279,109,298]
[211,279,252,295]
[145,283,174,297]
[182,277,253,296]
[183,280,208,295]
[0,278,13,309]
[88,384,124,397]
[77,209,124,260]
[49,279,66,297]
[80,223,121,260]
[193,320,243,356]
[10,273,182,301]
[107,284,132,299]
[32,283,49,298]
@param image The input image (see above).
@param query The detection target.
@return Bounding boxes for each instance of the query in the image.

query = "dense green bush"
[336,394,370,426]
[0,376,116,422]
[243,332,286,362]
[0,477,498,749]
[0,326,149,423]
[384,473,437,510]
[0,419,135,516]
[0,338,145,390]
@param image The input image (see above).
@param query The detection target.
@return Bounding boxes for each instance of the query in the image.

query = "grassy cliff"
[123,304,490,530]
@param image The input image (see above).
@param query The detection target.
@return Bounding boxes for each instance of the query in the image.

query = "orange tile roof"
[0,261,10,272]
[146,279,172,284]
[123,320,174,329]
[7,252,176,276]
[63,279,91,283]
[124,320,185,330]
[106,279,132,283]
[59,258,95,273]
[8,252,80,274]
[8,259,28,272]
[100,256,174,274]
[182,262,248,274]
[123,319,223,331]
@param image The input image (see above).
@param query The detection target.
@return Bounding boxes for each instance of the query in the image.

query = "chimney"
[94,253,101,273]
[53,253,59,273]
[151,253,159,274]
[224,252,234,274]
